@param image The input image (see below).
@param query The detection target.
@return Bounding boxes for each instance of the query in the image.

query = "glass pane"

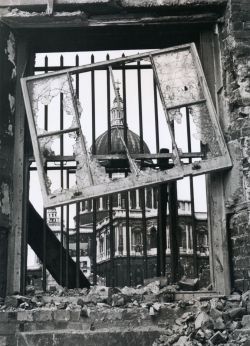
[153,48,203,109]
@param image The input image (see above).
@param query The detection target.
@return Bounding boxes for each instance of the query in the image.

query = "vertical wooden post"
[168,181,179,283]
[0,24,14,297]
[157,148,169,277]
[0,26,32,295]
[200,30,231,295]
[207,173,231,295]
[157,184,168,277]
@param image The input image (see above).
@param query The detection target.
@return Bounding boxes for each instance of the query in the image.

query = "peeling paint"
[7,124,13,136]
[5,32,16,79]
[8,94,15,115]
[0,183,10,216]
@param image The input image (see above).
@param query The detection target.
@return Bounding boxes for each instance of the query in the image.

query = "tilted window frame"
[21,43,232,208]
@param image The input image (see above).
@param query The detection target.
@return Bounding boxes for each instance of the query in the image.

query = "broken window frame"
[21,43,232,209]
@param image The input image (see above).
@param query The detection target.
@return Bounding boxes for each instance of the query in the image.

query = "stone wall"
[221,0,250,291]
[0,24,16,298]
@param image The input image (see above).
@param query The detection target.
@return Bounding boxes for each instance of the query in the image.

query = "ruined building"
[0,0,250,303]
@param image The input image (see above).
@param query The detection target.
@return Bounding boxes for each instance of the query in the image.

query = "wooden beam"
[0,0,227,9]
[6,37,31,295]
[28,202,90,288]
[207,173,231,295]
[0,0,110,7]
[0,12,220,29]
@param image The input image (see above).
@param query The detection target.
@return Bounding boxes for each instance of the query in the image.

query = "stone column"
[136,189,140,209]
[99,197,103,210]
[186,225,189,253]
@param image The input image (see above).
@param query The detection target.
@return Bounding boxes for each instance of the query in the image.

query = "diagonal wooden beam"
[28,202,91,289]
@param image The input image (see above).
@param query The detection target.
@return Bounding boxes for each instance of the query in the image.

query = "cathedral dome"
[93,85,150,155]
[94,127,150,155]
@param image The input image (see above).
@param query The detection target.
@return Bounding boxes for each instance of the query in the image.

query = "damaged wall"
[0,25,16,297]
[0,0,250,296]
[220,0,250,291]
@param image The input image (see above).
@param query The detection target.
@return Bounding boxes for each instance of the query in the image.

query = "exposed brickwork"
[221,0,250,291]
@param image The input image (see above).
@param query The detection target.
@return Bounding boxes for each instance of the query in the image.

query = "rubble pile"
[1,278,177,312]
[1,280,250,345]
[153,291,250,346]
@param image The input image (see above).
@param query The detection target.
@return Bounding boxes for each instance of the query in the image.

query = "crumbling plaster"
[0,28,16,223]
[0,183,10,217]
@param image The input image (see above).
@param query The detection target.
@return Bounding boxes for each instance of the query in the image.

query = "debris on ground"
[153,290,250,346]
[1,281,250,345]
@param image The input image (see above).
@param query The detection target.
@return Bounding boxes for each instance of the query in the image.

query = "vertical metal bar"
[75,55,80,288]
[92,198,97,285]
[91,55,96,155]
[137,61,144,154]
[65,169,70,287]
[125,190,131,286]
[141,188,148,280]
[186,107,198,277]
[59,55,64,286]
[106,54,111,154]
[169,123,179,283]
[168,182,179,283]
[75,54,79,97]
[75,202,80,288]
[122,54,128,146]
[42,208,47,291]
[44,55,48,130]
[42,56,48,292]
[153,77,160,153]
[109,195,114,287]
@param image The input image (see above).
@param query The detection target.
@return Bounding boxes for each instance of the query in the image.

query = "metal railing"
[27,51,209,290]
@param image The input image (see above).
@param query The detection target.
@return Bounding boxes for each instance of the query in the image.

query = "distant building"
[77,85,209,287]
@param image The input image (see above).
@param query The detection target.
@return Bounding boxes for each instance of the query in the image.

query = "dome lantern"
[111,82,125,128]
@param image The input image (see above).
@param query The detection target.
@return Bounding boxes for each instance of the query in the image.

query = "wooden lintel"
[0,11,88,29]
[0,12,221,29]
[0,0,227,9]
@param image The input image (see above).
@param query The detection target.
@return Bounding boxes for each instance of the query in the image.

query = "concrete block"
[209,331,227,344]
[0,313,8,322]
[33,310,52,322]
[0,323,18,335]
[17,311,34,322]
[67,322,84,330]
[194,312,211,330]
[242,315,250,328]
[34,322,55,331]
[70,310,81,322]
[7,312,17,321]
[0,336,6,346]
[53,310,70,322]
[228,307,246,320]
